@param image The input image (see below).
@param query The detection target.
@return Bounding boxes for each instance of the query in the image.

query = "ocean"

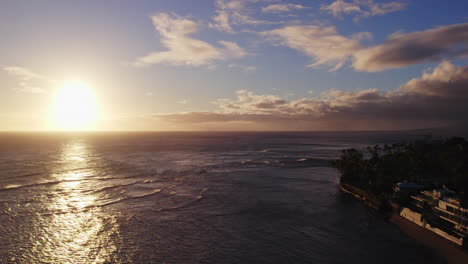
[0,131,446,263]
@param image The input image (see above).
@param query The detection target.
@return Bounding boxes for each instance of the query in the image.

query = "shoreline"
[340,183,468,264]
[340,183,381,210]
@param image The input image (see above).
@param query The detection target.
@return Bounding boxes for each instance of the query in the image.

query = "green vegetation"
[332,137,468,207]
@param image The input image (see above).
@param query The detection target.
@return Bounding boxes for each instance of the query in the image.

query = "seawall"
[340,183,381,210]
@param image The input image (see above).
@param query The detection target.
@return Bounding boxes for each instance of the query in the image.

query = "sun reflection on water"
[31,139,120,263]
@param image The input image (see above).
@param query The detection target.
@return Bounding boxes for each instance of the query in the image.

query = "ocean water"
[0,132,446,263]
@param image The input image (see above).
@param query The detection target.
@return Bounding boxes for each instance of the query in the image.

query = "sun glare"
[53,82,97,130]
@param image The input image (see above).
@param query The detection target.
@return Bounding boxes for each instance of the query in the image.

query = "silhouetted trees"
[332,137,468,206]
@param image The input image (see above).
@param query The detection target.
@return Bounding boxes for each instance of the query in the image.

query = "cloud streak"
[153,62,468,130]
[3,66,50,93]
[262,4,308,14]
[321,0,406,20]
[210,0,282,33]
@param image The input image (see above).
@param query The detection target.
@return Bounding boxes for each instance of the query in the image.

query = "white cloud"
[321,0,406,20]
[214,90,289,113]
[3,66,47,80]
[262,4,308,14]
[321,0,362,18]
[16,83,46,94]
[210,0,282,33]
[219,40,248,58]
[368,0,406,16]
[232,12,279,25]
[210,10,235,33]
[262,25,364,71]
[216,0,245,10]
[177,99,188,104]
[3,66,49,93]
[134,13,247,67]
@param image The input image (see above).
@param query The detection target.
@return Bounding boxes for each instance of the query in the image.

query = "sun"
[53,82,97,130]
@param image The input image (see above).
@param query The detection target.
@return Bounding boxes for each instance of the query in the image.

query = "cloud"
[210,0,282,33]
[321,0,361,18]
[321,0,406,20]
[228,63,257,72]
[214,90,288,112]
[263,22,468,72]
[399,61,468,98]
[3,66,47,80]
[152,62,468,130]
[353,23,468,72]
[177,99,188,104]
[262,25,364,71]
[134,13,247,67]
[210,10,235,33]
[262,4,308,14]
[219,40,248,58]
[368,0,406,16]
[3,66,49,93]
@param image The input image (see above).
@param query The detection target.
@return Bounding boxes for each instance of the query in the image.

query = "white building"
[410,188,468,236]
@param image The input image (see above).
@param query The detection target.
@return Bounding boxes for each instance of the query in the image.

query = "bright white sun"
[53,82,97,130]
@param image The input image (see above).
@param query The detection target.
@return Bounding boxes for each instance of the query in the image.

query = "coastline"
[340,183,468,264]
[340,183,381,210]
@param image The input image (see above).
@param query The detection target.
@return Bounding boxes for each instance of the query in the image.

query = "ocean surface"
[0,131,447,263]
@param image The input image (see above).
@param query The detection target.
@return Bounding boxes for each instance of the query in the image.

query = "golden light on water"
[53,82,97,130]
[30,140,119,263]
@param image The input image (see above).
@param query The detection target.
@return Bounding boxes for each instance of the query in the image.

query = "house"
[398,187,467,246]
[410,187,468,236]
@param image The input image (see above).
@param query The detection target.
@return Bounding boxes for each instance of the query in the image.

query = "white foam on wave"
[2,184,21,190]
[157,187,209,212]
[0,180,64,191]
[92,188,163,208]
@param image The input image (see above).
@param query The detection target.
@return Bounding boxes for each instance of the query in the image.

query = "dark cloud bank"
[354,23,468,72]
[154,62,468,131]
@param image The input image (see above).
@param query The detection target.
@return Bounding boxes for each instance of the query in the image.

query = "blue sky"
[1,0,468,131]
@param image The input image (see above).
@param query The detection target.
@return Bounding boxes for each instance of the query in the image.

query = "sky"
[1,0,468,131]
